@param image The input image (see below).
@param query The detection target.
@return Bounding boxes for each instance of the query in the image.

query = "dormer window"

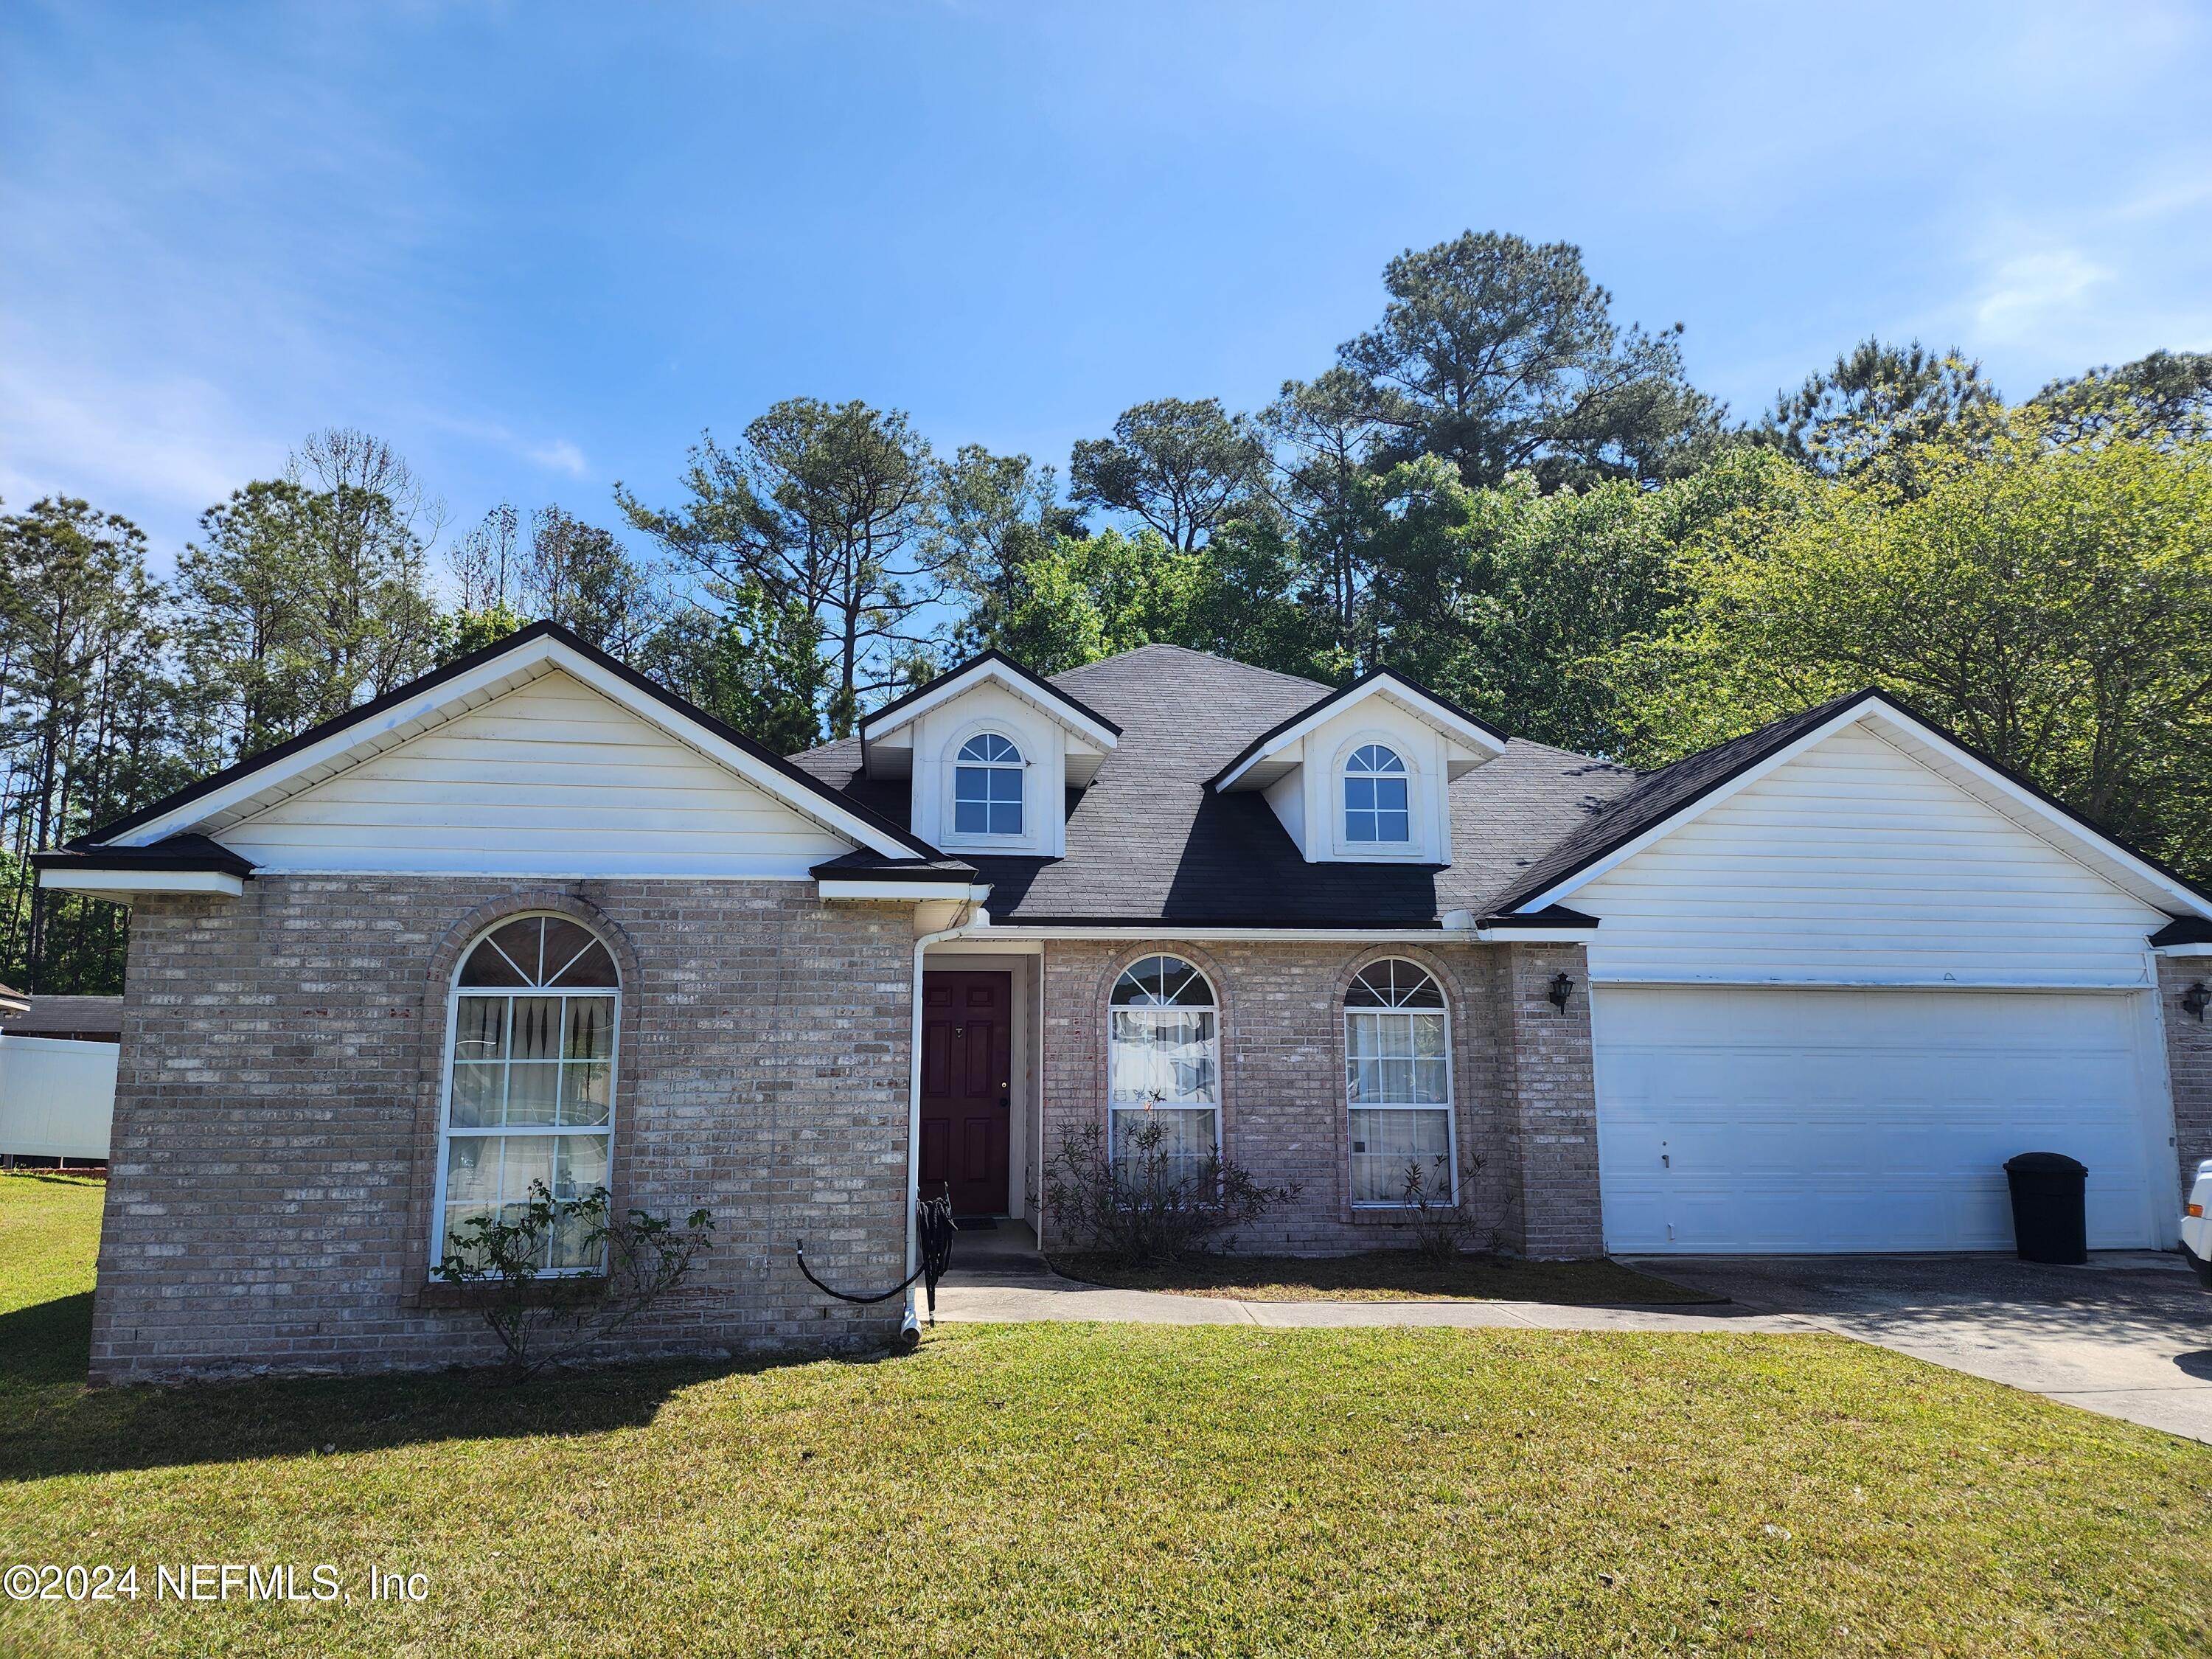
[1344,745,1410,844]
[953,734,1025,836]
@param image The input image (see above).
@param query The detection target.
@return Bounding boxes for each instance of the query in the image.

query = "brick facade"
[94,877,916,1383]
[2160,955,2212,1203]
[1032,937,1601,1257]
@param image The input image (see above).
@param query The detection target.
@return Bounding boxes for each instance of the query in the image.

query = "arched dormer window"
[954,733,1025,836]
[1344,744,1410,844]
[435,914,619,1272]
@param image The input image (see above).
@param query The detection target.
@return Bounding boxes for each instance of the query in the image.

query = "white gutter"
[901,897,990,1337]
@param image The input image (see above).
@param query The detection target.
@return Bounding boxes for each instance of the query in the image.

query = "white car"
[2186,1158,2212,1290]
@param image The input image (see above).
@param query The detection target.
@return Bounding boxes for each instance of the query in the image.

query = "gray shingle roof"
[792,644,1644,927]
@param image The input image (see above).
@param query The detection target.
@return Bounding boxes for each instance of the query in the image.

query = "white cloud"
[415,414,590,480]
[1973,249,2115,344]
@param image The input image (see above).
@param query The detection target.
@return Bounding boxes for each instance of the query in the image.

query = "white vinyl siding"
[1593,985,2170,1253]
[1578,724,2168,988]
[220,671,852,876]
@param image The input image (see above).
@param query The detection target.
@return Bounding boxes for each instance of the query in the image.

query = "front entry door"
[919,971,1012,1219]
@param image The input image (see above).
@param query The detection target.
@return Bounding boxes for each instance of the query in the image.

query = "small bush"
[434,1182,714,1382]
[1043,1116,1300,1265]
[1394,1155,1506,1262]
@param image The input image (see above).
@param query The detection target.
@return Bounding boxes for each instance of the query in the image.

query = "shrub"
[1394,1154,1506,1262]
[1043,1116,1300,1265]
[434,1182,714,1382]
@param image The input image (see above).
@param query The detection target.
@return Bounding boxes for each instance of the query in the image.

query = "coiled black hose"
[796,1191,960,1325]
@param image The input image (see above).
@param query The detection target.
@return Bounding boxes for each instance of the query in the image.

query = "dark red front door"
[919,971,1012,1219]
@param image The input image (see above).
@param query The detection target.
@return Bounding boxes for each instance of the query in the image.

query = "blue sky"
[4,1,2210,571]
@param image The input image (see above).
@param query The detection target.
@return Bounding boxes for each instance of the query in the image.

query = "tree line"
[6,229,2210,994]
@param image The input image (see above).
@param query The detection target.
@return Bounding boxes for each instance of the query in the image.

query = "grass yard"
[4,1172,2211,1656]
[1049,1249,1722,1304]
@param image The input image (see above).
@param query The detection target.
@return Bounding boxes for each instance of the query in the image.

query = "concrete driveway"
[1627,1252,2212,1444]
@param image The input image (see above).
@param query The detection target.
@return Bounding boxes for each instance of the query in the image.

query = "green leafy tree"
[446,503,665,663]
[618,400,941,737]
[1338,230,1727,490]
[1070,397,1270,552]
[1263,367,1396,673]
[1638,416,2212,872]
[644,582,831,754]
[1353,448,1792,755]
[1766,338,2003,487]
[286,428,444,721]
[2031,349,2212,448]
[0,498,181,992]
[174,480,322,765]
[934,445,1079,656]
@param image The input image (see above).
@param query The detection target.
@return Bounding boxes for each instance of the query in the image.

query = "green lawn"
[4,1172,2210,1656]
[1050,1249,1722,1304]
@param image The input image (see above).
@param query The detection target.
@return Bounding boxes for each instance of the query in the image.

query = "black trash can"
[2004,1152,2087,1265]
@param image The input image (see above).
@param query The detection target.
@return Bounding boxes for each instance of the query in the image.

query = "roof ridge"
[1051,643,1335,694]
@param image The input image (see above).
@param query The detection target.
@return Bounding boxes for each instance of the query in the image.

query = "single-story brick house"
[38,621,2212,1380]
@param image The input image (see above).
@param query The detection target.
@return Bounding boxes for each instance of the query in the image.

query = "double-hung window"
[1107,954,1220,1188]
[1345,959,1453,1206]
[435,914,619,1272]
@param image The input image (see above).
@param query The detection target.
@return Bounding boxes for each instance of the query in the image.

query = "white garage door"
[1593,987,2169,1253]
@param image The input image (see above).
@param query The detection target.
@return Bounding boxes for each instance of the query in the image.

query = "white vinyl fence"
[0,1035,117,1161]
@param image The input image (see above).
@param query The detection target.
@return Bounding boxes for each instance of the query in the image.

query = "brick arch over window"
[403,891,646,1298]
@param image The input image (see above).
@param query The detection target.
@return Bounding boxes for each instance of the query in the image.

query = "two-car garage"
[1591,985,2174,1254]
[1522,702,2199,1259]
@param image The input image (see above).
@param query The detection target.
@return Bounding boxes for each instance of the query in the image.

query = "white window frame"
[1336,739,1407,845]
[950,730,1028,841]
[1343,958,1457,1208]
[1107,953,1221,1183]
[428,913,622,1281]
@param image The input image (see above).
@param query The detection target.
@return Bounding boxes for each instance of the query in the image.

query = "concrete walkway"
[933,1228,2212,1442]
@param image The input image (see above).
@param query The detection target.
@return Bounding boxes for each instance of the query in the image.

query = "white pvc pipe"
[902,902,984,1335]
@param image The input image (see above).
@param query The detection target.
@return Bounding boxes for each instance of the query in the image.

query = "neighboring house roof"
[65,621,936,863]
[0,994,123,1041]
[0,981,27,1020]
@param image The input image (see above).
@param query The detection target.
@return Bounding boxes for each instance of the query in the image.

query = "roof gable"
[1211,668,1509,793]
[1497,691,2212,922]
[858,650,1121,753]
[83,621,932,862]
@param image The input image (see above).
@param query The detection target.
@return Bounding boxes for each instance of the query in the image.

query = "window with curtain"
[1343,744,1410,844]
[953,732,1025,835]
[1108,953,1219,1186]
[435,914,619,1271]
[1345,958,1453,1206]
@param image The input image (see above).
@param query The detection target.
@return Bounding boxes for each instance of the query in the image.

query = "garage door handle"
[1661,1154,1670,1168]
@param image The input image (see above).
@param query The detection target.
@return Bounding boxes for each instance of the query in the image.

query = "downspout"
[902,901,987,1337]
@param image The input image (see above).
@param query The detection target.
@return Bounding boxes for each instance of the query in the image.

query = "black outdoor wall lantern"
[1547,972,1577,1013]
[2184,981,2210,1023]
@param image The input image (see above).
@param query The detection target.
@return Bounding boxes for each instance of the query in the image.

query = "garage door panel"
[1594,987,2163,1253]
